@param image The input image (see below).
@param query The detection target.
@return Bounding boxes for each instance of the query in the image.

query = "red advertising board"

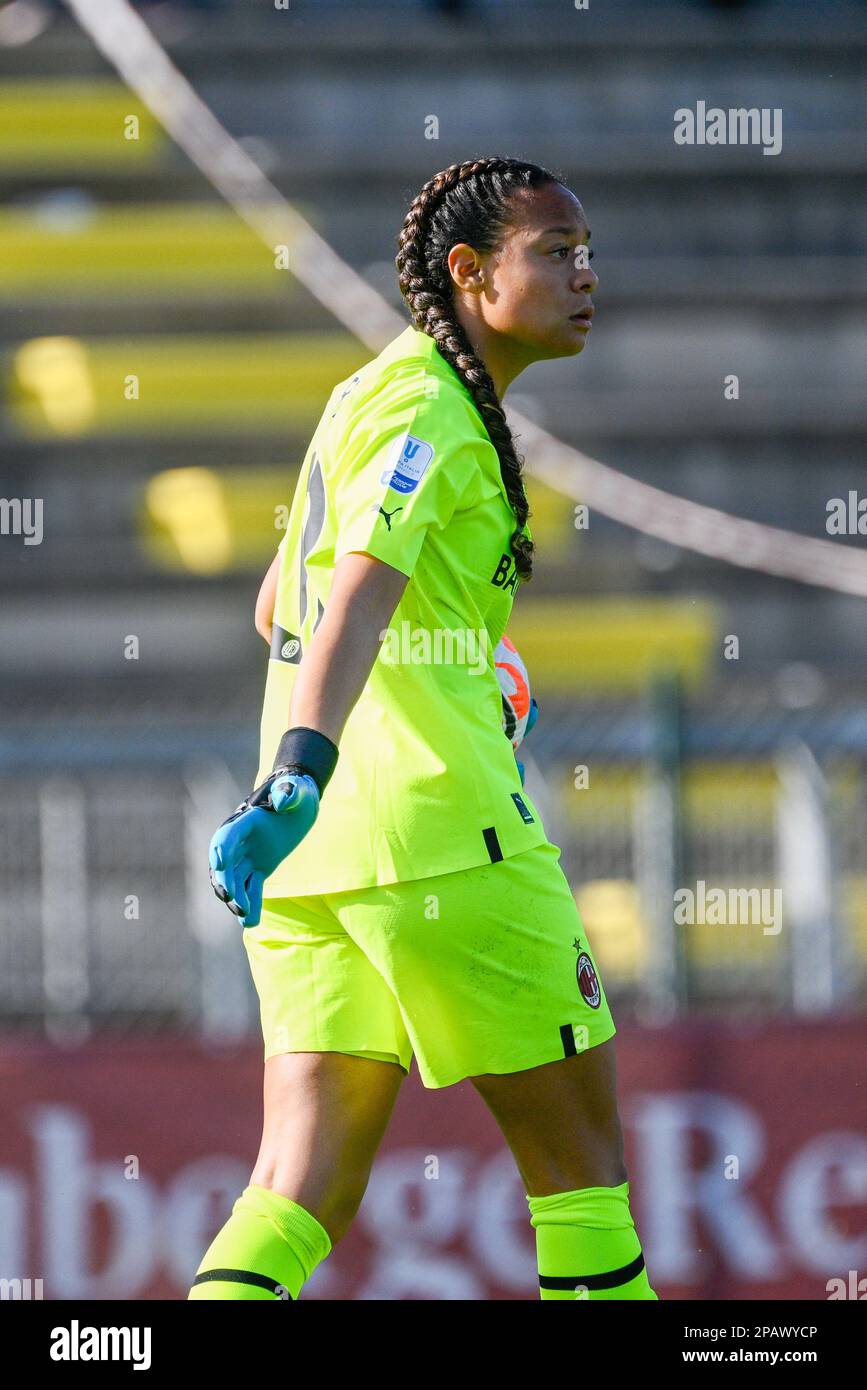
[0,1020,864,1300]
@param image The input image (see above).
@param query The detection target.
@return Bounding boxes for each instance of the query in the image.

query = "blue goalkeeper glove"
[208,726,338,928]
[515,696,539,788]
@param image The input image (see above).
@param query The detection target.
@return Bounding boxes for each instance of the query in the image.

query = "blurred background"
[0,0,865,1301]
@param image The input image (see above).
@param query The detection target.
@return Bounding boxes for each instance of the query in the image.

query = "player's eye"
[552,246,594,261]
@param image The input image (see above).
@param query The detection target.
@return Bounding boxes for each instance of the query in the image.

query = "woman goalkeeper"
[190,157,658,1302]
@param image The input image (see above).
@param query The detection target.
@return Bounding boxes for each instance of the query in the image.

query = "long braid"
[396,157,565,583]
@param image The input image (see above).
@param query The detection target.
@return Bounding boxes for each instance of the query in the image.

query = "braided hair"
[395,156,567,584]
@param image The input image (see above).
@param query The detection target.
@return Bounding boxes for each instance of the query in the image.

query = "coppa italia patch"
[380,434,434,494]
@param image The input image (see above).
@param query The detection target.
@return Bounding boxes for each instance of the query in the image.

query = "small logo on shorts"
[573,938,601,1009]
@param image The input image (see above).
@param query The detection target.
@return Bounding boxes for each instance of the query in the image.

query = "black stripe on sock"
[539,1250,646,1292]
[483,826,503,862]
[192,1267,293,1299]
[560,1023,577,1057]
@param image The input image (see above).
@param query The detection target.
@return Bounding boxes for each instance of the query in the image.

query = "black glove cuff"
[272,726,339,796]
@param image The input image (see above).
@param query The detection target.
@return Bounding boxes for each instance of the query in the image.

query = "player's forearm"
[288,555,408,746]
[288,608,381,746]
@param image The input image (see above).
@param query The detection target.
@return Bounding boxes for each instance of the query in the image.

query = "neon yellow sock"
[527,1180,659,1300]
[188,1184,332,1300]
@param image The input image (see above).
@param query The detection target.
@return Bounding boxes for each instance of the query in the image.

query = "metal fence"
[2,685,866,1043]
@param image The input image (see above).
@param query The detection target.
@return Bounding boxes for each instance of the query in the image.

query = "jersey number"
[299,452,327,638]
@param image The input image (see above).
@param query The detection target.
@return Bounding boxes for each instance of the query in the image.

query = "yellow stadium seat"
[508,596,719,691]
[0,204,307,297]
[9,333,368,436]
[0,81,162,168]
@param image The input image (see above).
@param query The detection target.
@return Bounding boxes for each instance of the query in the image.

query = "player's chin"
[545,323,591,358]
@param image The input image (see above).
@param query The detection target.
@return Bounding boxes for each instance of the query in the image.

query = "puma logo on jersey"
[490,552,520,594]
[378,504,404,531]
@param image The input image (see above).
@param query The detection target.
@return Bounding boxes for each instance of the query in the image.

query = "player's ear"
[447,242,486,295]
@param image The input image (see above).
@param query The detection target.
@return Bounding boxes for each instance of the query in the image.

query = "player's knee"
[322,1189,367,1246]
[525,1146,628,1195]
[250,1158,370,1248]
[295,1173,370,1247]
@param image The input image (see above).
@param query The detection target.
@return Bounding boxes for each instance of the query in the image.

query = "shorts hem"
[261,1043,411,1074]
[416,1022,618,1091]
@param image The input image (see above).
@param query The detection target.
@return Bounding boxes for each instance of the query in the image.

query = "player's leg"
[333,841,657,1299]
[189,892,412,1300]
[250,1048,405,1243]
[472,1036,625,1194]
[189,1051,404,1301]
[471,1041,656,1299]
[459,844,655,1300]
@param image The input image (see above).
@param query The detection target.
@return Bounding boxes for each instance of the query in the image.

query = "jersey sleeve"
[331,371,482,579]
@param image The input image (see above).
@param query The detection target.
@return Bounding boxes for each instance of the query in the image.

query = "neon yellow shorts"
[243,839,616,1090]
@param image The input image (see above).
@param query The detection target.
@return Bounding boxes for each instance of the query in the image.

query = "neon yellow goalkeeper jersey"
[255,323,550,895]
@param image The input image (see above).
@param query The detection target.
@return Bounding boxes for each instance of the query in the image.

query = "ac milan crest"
[573,938,601,1009]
